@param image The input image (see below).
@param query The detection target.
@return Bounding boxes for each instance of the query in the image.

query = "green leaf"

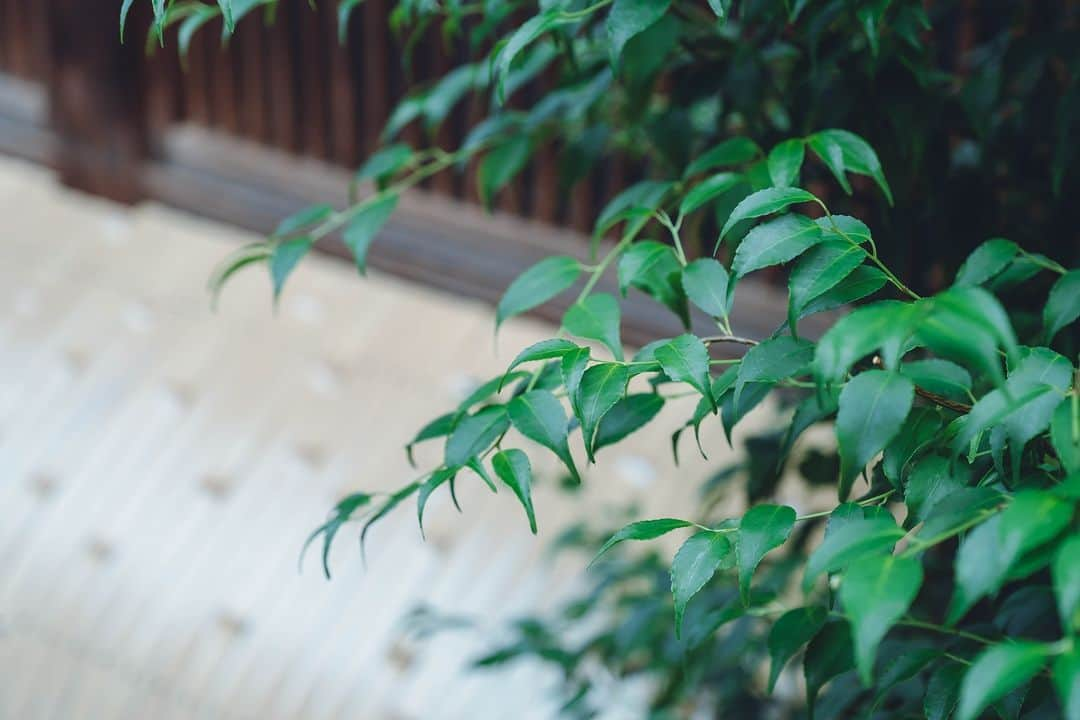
[954,238,1019,286]
[1054,647,1080,720]
[900,359,972,402]
[735,336,813,406]
[804,514,904,590]
[563,293,623,360]
[948,515,1008,623]
[925,662,965,720]
[343,193,398,275]
[840,554,923,685]
[616,241,688,325]
[592,517,692,564]
[682,258,731,318]
[270,237,313,300]
[1045,269,1080,342]
[503,338,580,381]
[836,370,914,500]
[1052,397,1080,474]
[355,143,413,187]
[1054,534,1080,632]
[594,180,673,240]
[767,606,827,693]
[417,467,456,535]
[594,393,664,452]
[655,334,714,411]
[479,136,532,207]
[605,0,671,66]
[444,405,510,469]
[807,129,893,204]
[338,0,364,42]
[882,407,944,487]
[902,454,966,523]
[719,375,772,445]
[684,137,762,176]
[957,643,1049,720]
[301,492,373,579]
[406,412,456,467]
[217,0,235,32]
[999,490,1073,563]
[736,504,796,603]
[507,389,579,483]
[561,346,591,419]
[492,449,537,534]
[799,265,887,320]
[815,300,922,383]
[497,256,582,329]
[815,214,873,245]
[120,0,136,41]
[917,286,1019,385]
[671,531,733,636]
[720,187,819,240]
[787,240,867,333]
[679,172,742,216]
[577,362,629,460]
[779,390,839,466]
[767,139,805,188]
[804,620,856,713]
[493,10,562,104]
[275,204,333,238]
[731,214,823,279]
[208,242,272,308]
[361,481,420,556]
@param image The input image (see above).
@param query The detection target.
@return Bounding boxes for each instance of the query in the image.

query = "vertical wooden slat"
[297,3,329,160]
[266,7,298,153]
[359,0,390,157]
[237,10,269,144]
[429,32,456,197]
[7,0,31,78]
[325,3,358,167]
[184,29,213,127]
[212,20,241,136]
[144,32,183,141]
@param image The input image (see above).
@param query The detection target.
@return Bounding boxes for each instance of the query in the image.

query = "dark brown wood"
[212,20,241,136]
[42,0,147,202]
[237,12,269,143]
[266,6,298,153]
[297,2,329,160]
[359,0,390,157]
[324,4,358,166]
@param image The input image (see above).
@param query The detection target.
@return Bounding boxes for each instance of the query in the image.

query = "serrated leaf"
[456,373,527,417]
[563,293,623,360]
[504,338,580,381]
[492,449,537,533]
[493,10,562,104]
[592,517,692,564]
[767,606,827,693]
[900,359,972,402]
[840,554,923,685]
[680,172,742,216]
[417,467,456,535]
[270,236,313,300]
[882,407,944,487]
[957,643,1049,720]
[787,240,867,333]
[406,412,456,467]
[804,514,903,590]
[917,286,1019,386]
[731,214,823,279]
[606,0,671,66]
[779,390,839,466]
[561,346,591,419]
[684,137,761,177]
[444,405,510,469]
[807,129,893,204]
[577,362,629,461]
[720,376,772,446]
[344,193,398,275]
[616,241,688,325]
[594,393,664,452]
[1053,534,1080,632]
[735,336,813,406]
[682,258,731,318]
[736,504,796,603]
[479,136,532,207]
[1045,269,1080,342]
[655,334,714,411]
[954,238,1019,286]
[799,265,888,320]
[815,214,873,245]
[301,491,373,579]
[767,139,805,187]
[1054,647,1080,720]
[275,203,334,238]
[671,531,733,636]
[836,370,914,500]
[507,389,579,483]
[720,187,819,240]
[1052,397,1080,474]
[902,454,965,523]
[815,300,922,383]
[497,256,582,329]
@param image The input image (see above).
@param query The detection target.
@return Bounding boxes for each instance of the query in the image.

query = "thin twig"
[702,335,759,347]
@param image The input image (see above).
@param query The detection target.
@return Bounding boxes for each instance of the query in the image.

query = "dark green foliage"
[140,1,1080,717]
